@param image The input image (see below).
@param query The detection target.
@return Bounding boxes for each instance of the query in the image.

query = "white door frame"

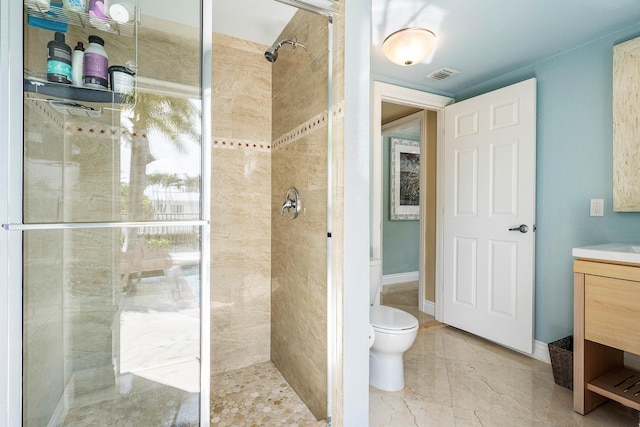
[372,81,453,319]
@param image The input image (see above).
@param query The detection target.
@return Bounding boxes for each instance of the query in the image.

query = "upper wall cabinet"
[613,36,640,212]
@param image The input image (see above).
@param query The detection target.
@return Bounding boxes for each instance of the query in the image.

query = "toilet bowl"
[369,305,419,391]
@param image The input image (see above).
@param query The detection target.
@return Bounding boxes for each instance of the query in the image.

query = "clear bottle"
[62,0,87,13]
[71,42,84,86]
[83,35,108,89]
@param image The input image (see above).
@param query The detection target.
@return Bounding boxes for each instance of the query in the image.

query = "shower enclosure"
[210,0,338,424]
[1,0,343,425]
[3,0,211,425]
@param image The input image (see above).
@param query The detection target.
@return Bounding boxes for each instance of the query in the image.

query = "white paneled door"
[442,79,536,353]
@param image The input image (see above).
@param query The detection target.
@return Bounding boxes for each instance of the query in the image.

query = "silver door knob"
[509,224,529,233]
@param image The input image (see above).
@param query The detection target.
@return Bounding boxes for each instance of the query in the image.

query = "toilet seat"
[370,305,419,333]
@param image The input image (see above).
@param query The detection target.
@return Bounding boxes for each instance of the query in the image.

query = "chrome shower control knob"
[280,187,301,219]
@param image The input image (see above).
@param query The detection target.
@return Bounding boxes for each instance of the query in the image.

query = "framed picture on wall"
[390,137,420,220]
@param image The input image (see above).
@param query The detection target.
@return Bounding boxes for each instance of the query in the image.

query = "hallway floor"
[371,287,640,426]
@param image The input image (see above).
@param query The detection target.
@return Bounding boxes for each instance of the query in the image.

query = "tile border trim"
[212,137,271,153]
[56,99,346,153]
[273,100,344,151]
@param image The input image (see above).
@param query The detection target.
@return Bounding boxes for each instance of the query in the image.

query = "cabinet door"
[585,274,640,354]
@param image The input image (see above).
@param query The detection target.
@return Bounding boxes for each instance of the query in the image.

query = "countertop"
[572,243,640,264]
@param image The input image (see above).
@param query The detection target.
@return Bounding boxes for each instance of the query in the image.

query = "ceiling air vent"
[426,67,460,81]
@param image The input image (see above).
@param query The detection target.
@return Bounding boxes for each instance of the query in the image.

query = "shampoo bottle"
[83,35,108,89]
[71,42,84,86]
[47,32,72,84]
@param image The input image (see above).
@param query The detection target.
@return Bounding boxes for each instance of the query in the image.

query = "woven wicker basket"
[548,336,573,390]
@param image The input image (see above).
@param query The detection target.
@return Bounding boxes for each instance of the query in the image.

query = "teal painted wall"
[456,24,640,344]
[382,132,420,275]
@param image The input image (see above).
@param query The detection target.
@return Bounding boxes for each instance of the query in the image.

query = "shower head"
[264,37,307,63]
[264,44,280,63]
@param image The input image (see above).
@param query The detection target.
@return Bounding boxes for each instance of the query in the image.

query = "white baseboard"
[382,271,419,286]
[421,299,435,316]
[531,340,551,364]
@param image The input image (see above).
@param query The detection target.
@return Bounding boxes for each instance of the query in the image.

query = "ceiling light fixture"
[382,27,437,66]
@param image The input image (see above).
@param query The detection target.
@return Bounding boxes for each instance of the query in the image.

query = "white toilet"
[369,259,419,391]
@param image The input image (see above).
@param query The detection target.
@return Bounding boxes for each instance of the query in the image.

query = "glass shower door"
[15,0,211,425]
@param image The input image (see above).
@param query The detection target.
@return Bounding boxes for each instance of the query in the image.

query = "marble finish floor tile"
[370,322,640,426]
[63,373,199,426]
[381,282,419,305]
[211,361,320,427]
[56,271,202,426]
[381,285,442,330]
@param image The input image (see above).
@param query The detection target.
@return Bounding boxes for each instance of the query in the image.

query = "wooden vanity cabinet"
[574,259,640,414]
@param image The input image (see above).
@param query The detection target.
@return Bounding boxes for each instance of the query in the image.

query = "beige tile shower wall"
[23,231,64,426]
[211,33,272,374]
[62,228,120,396]
[271,13,329,140]
[62,121,120,394]
[24,22,122,421]
[271,10,331,420]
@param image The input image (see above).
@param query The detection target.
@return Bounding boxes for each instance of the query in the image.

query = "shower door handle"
[280,187,301,219]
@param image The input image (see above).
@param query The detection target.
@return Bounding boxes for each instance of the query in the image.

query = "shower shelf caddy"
[24,77,124,103]
[23,0,138,105]
[24,2,136,37]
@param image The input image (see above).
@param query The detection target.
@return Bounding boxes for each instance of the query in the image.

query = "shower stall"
[1,0,344,425]
[210,1,339,425]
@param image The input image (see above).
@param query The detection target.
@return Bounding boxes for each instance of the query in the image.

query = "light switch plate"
[590,199,604,216]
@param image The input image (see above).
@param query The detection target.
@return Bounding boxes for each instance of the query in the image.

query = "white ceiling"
[213,1,297,46]
[372,0,640,96]
[211,0,640,97]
